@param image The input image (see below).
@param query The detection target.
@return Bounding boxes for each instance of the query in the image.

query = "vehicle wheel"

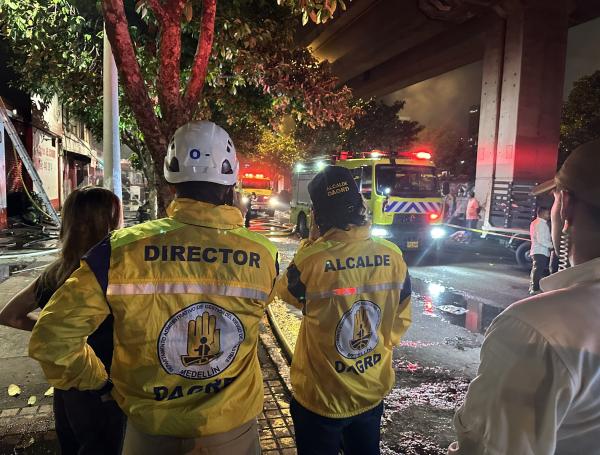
[297,212,309,239]
[515,242,532,270]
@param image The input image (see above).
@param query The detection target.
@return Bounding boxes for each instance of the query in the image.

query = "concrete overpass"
[300,0,600,228]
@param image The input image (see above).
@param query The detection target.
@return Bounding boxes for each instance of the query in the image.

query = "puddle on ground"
[412,279,503,334]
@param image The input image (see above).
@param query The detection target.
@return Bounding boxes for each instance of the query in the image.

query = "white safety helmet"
[164,121,239,185]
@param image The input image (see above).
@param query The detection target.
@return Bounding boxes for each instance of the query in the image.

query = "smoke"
[381,61,483,140]
[564,17,600,95]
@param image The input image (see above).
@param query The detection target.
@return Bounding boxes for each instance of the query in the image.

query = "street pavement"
[0,219,531,454]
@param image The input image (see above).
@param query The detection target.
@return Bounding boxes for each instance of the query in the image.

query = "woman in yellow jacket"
[273,166,412,455]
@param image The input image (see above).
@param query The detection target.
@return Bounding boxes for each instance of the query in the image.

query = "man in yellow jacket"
[272,166,412,455]
[30,121,278,454]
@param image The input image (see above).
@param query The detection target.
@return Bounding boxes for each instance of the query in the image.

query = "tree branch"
[145,0,165,23]
[156,15,184,136]
[145,0,187,137]
[183,0,216,118]
[102,0,165,155]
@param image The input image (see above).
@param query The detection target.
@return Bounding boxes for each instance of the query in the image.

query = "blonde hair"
[39,186,121,293]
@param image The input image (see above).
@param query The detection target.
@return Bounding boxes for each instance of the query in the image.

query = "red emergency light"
[396,150,432,160]
[428,212,440,222]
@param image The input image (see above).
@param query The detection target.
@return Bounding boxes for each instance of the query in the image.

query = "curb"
[266,307,294,362]
[259,317,293,395]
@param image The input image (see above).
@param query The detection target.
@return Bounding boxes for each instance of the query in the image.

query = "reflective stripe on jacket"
[29,198,278,437]
[272,225,411,418]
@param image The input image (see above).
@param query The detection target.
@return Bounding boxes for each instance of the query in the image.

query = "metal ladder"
[0,99,60,225]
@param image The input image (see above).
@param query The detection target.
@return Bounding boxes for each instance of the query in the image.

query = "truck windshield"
[242,178,271,190]
[375,165,439,198]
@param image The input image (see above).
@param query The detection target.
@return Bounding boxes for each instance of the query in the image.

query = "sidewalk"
[0,268,296,454]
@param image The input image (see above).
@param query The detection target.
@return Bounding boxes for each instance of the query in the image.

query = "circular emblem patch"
[335,300,381,359]
[158,302,245,379]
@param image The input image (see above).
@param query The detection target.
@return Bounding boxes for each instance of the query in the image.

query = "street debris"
[437,305,468,316]
[27,396,37,406]
[381,433,446,455]
[444,336,479,350]
[392,359,452,376]
[398,340,441,348]
[7,384,21,397]
[44,387,54,397]
[384,380,469,416]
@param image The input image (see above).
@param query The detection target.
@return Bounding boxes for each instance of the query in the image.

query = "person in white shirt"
[529,206,554,294]
[448,138,600,455]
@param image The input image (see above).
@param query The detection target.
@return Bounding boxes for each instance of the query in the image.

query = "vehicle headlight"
[241,196,249,204]
[430,227,446,239]
[269,197,279,207]
[371,227,391,238]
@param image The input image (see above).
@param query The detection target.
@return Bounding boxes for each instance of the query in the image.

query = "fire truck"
[239,170,275,216]
[290,150,446,253]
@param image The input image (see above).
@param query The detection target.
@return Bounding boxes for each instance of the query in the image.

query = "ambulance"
[290,150,446,253]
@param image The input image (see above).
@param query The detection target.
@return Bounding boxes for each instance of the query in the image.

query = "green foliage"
[296,99,423,158]
[0,0,359,177]
[279,0,348,25]
[343,100,423,152]
[0,0,102,116]
[560,71,600,165]
[256,129,304,168]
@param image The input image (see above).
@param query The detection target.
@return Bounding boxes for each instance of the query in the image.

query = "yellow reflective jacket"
[29,199,278,437]
[272,225,411,418]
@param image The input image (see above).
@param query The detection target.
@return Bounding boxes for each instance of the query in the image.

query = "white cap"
[164,121,239,185]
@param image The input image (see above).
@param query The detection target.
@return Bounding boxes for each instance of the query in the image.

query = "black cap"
[308,166,362,214]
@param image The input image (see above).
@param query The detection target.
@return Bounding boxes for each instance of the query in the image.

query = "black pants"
[53,388,126,455]
[290,398,384,455]
[530,254,550,292]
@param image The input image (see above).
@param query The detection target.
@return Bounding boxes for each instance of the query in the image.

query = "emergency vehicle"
[290,150,446,252]
[239,171,275,216]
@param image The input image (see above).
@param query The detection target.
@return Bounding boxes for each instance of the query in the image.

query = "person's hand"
[308,211,320,241]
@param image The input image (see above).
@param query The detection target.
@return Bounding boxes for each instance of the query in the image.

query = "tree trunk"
[102,0,217,215]
[146,139,174,217]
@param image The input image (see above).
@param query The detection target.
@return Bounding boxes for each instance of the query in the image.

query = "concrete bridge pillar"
[474,0,569,223]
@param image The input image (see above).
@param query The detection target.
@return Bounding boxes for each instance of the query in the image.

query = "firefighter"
[272,166,412,455]
[29,121,279,455]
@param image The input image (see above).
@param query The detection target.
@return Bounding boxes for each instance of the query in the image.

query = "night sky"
[381,17,600,139]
